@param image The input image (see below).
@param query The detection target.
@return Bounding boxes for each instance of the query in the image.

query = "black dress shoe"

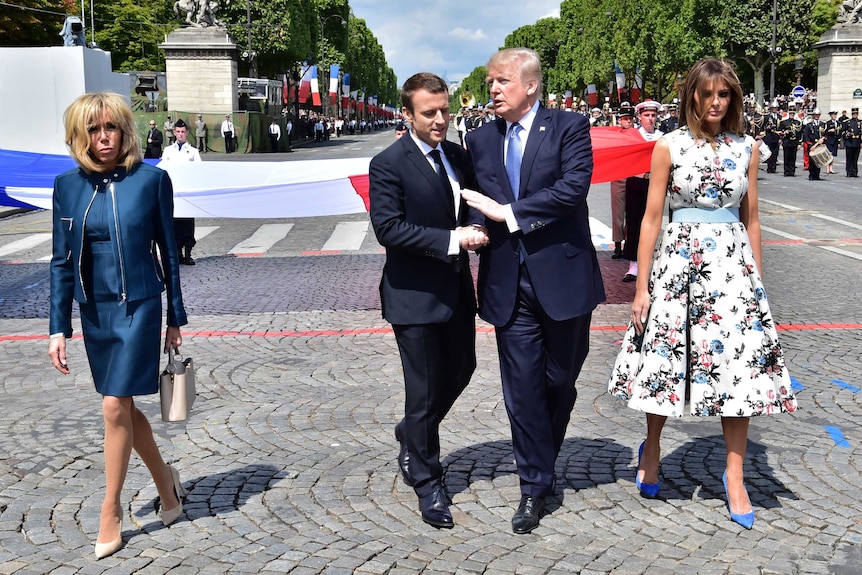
[419,485,453,528]
[512,495,545,534]
[394,424,415,486]
[611,249,623,260]
[622,273,637,283]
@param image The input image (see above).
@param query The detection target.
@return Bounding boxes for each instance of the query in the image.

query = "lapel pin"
[539,126,546,132]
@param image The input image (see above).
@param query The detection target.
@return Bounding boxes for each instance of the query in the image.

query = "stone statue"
[838,0,862,24]
[174,0,224,28]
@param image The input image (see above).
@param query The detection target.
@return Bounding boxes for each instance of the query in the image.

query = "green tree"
[91,0,176,71]
[503,17,564,99]
[450,66,488,111]
[696,0,836,103]
[1,0,85,47]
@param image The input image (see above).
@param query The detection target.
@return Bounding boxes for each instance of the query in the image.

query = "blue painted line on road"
[787,219,797,223]
[831,379,860,392]
[825,426,851,448]
[790,376,804,391]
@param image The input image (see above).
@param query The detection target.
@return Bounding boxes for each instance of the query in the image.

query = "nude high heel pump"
[94,517,123,559]
[156,465,188,526]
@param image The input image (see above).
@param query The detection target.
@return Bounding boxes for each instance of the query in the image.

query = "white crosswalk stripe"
[228,223,294,256]
[4,217,620,261]
[322,221,369,251]
[0,233,51,259]
[589,217,614,249]
[195,226,219,241]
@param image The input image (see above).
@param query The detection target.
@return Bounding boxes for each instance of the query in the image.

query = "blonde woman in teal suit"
[48,92,189,559]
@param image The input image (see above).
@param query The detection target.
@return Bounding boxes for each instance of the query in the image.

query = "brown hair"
[401,73,449,113]
[678,58,744,141]
[64,92,142,173]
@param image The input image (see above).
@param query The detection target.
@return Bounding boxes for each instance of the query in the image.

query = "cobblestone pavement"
[1,158,862,574]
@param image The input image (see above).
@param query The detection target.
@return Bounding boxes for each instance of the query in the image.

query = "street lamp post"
[244,1,257,78]
[319,14,347,118]
[795,53,804,87]
[768,0,780,103]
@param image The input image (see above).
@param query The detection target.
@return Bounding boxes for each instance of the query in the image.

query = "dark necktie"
[429,149,455,216]
[506,122,523,199]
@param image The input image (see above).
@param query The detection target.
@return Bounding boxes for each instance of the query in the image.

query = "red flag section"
[589,126,657,184]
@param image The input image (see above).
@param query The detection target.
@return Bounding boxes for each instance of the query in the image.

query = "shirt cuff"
[503,204,520,233]
[447,230,460,256]
[49,332,66,339]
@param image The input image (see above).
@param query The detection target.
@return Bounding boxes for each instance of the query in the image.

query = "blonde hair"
[678,58,744,142]
[64,92,142,173]
[487,48,544,98]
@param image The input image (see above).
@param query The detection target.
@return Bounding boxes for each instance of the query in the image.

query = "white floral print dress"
[608,127,798,417]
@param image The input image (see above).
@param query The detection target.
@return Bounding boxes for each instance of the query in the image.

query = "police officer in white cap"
[622,100,663,282]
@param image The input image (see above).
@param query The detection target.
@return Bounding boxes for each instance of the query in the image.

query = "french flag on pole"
[310,65,321,106]
[329,65,339,107]
[299,64,312,104]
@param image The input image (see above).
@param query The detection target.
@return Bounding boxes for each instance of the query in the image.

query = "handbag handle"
[165,346,185,374]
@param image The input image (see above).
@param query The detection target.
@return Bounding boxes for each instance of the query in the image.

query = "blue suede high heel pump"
[722,471,754,529]
[635,441,661,498]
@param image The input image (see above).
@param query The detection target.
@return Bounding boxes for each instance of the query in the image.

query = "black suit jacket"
[369,136,477,325]
[465,106,605,326]
[145,128,163,158]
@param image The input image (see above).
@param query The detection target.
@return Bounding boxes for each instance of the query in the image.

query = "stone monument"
[159,16,238,115]
[815,2,862,114]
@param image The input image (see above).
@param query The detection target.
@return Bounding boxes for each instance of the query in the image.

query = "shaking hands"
[457,225,489,251]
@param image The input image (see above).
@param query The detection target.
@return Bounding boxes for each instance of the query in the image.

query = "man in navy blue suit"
[462,48,605,534]
[369,72,488,528]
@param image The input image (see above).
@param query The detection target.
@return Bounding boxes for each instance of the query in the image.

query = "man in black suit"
[369,72,488,529]
[462,48,605,534]
[144,120,163,159]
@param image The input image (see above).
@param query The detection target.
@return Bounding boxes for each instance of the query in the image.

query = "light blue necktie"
[506,122,522,199]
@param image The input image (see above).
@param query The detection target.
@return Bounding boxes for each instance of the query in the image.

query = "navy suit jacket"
[50,163,187,337]
[369,136,477,325]
[465,106,605,326]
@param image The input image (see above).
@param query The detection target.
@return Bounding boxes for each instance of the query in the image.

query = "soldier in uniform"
[658,103,679,132]
[802,109,826,181]
[610,103,635,259]
[824,110,841,175]
[763,102,781,173]
[842,107,861,177]
[778,106,802,176]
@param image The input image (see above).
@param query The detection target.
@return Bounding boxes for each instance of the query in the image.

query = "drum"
[809,142,833,168]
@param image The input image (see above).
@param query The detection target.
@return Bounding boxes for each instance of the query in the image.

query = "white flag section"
[6,157,373,218]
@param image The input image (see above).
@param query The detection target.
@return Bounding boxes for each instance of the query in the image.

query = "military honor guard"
[842,107,861,177]
[763,102,781,173]
[824,111,840,174]
[778,106,802,176]
[802,109,826,181]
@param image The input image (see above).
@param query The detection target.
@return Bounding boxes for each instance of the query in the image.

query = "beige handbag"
[160,347,196,422]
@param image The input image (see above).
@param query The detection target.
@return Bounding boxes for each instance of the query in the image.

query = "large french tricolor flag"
[341,73,351,110]
[310,65,321,107]
[329,65,339,108]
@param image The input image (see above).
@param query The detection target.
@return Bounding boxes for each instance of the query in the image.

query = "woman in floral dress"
[608,58,797,529]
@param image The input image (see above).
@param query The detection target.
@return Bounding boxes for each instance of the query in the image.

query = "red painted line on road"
[300,250,343,255]
[232,253,264,257]
[4,323,862,342]
[763,239,804,245]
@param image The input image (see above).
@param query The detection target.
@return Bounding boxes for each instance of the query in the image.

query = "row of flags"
[288,64,395,117]
[546,62,645,109]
